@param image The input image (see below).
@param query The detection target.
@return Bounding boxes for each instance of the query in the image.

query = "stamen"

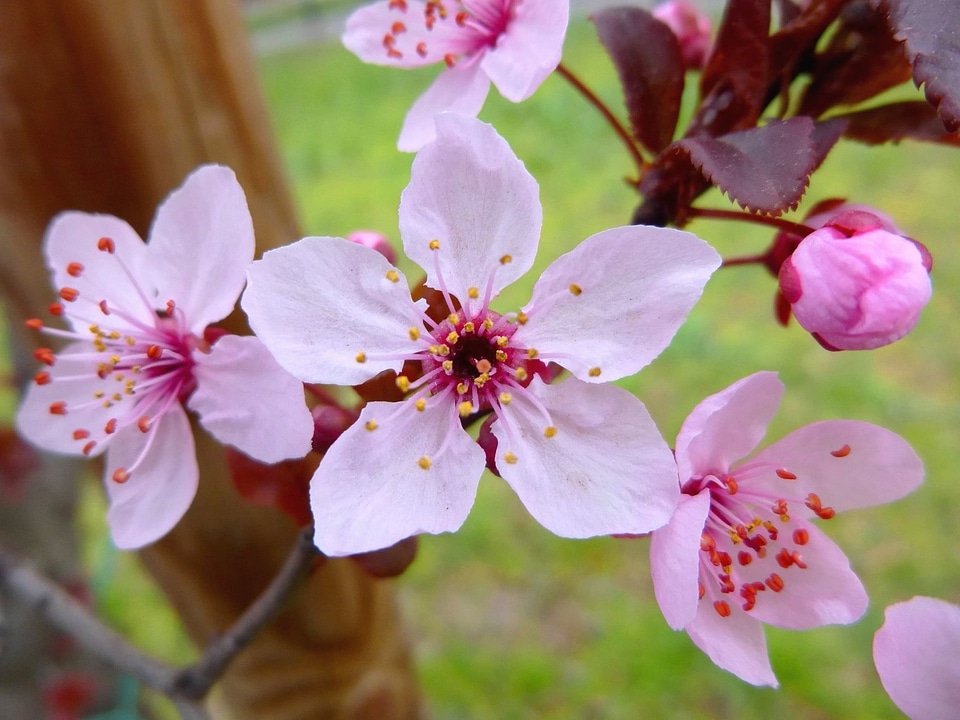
[429,239,441,250]
[355,351,367,363]
[72,429,90,440]
[365,420,378,431]
[66,262,84,277]
[504,451,518,464]
[49,303,65,316]
[569,283,582,296]
[792,528,809,545]
[765,573,785,592]
[49,401,67,415]
[713,600,731,618]
[500,254,512,265]
[415,398,427,412]
[396,375,411,392]
[104,419,118,434]
[26,318,43,330]
[416,42,428,57]
[418,455,432,470]
[776,468,797,480]
[408,327,421,340]
[33,371,51,385]
[82,441,97,456]
[588,367,601,377]
[544,426,558,438]
[97,237,116,253]
[147,345,163,360]
[137,416,151,433]
[386,269,401,283]
[458,401,473,417]
[112,468,130,484]
[831,444,851,457]
[392,20,406,33]
[59,287,79,302]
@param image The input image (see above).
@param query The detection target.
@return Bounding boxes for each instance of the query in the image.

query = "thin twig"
[686,206,814,237]
[721,253,769,268]
[554,62,647,176]
[172,526,319,700]
[0,526,319,716]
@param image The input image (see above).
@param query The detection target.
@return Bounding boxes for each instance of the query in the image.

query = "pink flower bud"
[652,1,712,70]
[778,217,932,351]
[347,229,397,265]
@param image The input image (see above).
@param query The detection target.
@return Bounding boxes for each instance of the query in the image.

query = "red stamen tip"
[392,21,406,33]
[49,401,67,415]
[49,302,65,316]
[792,528,809,545]
[137,416,151,433]
[737,551,753,566]
[416,41,428,57]
[25,318,43,330]
[443,53,457,68]
[455,10,468,25]
[73,429,91,440]
[776,468,797,480]
[112,468,130,484]
[67,262,84,277]
[765,573,785,592]
[34,371,51,385]
[99,300,110,315]
[713,600,731,618]
[104,419,117,435]
[97,237,116,253]
[82,440,97,456]
[146,344,162,360]
[35,348,56,366]
[59,287,79,302]
[831,444,851,458]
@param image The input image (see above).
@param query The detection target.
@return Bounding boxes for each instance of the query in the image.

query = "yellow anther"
[356,351,367,363]
[89,324,100,334]
[499,391,513,405]
[482,318,494,331]
[462,321,475,333]
[544,426,558,438]
[495,349,508,362]
[500,254,512,264]
[418,455,432,470]
[132,365,141,373]
[108,331,121,340]
[94,391,105,399]
[114,373,124,381]
[527,348,539,359]
[365,420,379,431]
[448,313,460,325]
[409,327,421,340]
[468,286,480,299]
[588,366,602,377]
[458,401,473,417]
[496,335,509,347]
[456,382,469,395]
[415,398,427,412]
[446,331,459,344]
[437,344,450,356]
[504,451,518,464]
[110,355,120,365]
[442,360,454,373]
[428,344,440,355]
[429,239,441,250]
[112,393,122,402]
[385,269,401,283]
[569,283,583,296]
[395,375,411,392]
[516,311,529,325]
[125,336,135,345]
[514,367,528,381]
[474,373,490,387]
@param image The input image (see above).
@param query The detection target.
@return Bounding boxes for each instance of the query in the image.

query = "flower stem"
[554,62,646,176]
[686,206,813,237]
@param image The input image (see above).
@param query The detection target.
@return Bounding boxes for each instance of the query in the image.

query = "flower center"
[27,236,199,482]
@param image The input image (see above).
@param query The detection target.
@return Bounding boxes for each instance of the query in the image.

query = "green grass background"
[78,10,960,720]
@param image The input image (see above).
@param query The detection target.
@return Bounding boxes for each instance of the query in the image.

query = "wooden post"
[0,2,421,717]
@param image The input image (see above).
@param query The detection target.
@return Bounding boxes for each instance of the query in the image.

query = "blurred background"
[5,1,959,718]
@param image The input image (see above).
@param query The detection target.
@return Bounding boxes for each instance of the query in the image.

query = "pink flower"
[243,114,720,556]
[16,165,314,549]
[652,1,712,70]
[347,229,398,264]
[342,0,568,151]
[650,371,923,686]
[874,596,960,720]
[778,209,933,350]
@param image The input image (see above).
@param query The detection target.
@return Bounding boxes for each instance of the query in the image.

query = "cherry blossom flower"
[778,208,933,350]
[342,0,568,151]
[874,596,960,720]
[16,165,314,549]
[243,114,720,556]
[652,1,712,70]
[650,371,923,686]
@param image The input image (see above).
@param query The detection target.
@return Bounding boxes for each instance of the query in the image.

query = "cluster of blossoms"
[16,166,313,548]
[243,114,721,556]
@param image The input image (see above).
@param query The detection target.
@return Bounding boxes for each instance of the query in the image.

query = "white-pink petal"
[400,114,540,300]
[747,522,868,630]
[311,399,485,556]
[188,334,313,464]
[342,0,461,69]
[650,492,711,630]
[44,212,156,331]
[491,377,678,538]
[744,420,924,514]
[397,67,492,152]
[480,0,568,102]
[147,165,254,333]
[874,596,960,720]
[514,225,720,383]
[243,236,423,385]
[686,599,778,687]
[674,371,784,481]
[104,405,199,549]
[15,342,119,457]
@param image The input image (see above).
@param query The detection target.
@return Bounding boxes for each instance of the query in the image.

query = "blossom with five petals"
[873,596,960,720]
[16,165,314,549]
[650,371,923,686]
[342,0,568,151]
[243,114,720,556]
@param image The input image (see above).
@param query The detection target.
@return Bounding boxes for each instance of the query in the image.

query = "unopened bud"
[347,229,397,265]
[653,1,712,70]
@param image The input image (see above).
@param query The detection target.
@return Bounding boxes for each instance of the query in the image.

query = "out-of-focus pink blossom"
[650,372,923,686]
[347,229,398,265]
[874,596,960,720]
[244,114,720,556]
[16,165,314,549]
[778,208,933,350]
[652,1,712,69]
[342,0,568,151]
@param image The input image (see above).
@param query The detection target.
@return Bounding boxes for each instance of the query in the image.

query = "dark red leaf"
[838,100,960,145]
[799,1,911,117]
[770,0,847,79]
[810,117,849,169]
[592,7,685,154]
[694,0,772,134]
[675,117,816,215]
[879,0,960,131]
[227,448,315,527]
